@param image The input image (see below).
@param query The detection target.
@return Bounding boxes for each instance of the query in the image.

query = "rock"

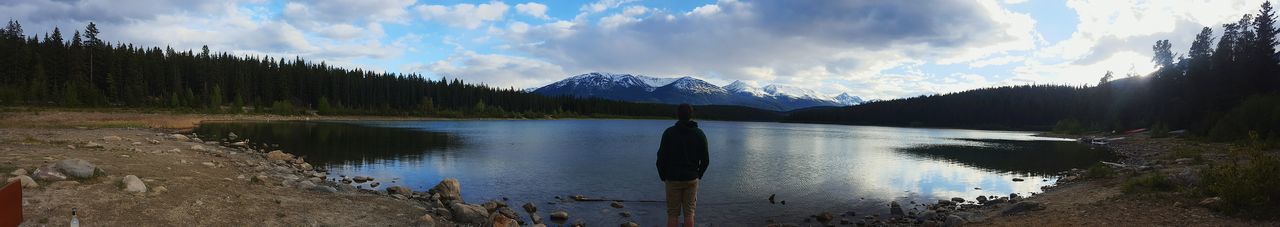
[103,136,123,141]
[416,213,436,227]
[497,207,518,219]
[190,145,209,152]
[387,186,413,196]
[450,203,490,224]
[9,168,27,176]
[266,150,293,161]
[54,159,98,178]
[1012,178,1025,182]
[298,163,313,171]
[550,211,569,220]
[297,180,317,190]
[491,212,518,227]
[227,132,239,140]
[430,178,462,202]
[572,219,586,227]
[192,138,203,143]
[122,175,147,193]
[83,142,105,149]
[951,197,965,203]
[172,134,190,141]
[31,166,68,181]
[987,197,1009,205]
[816,212,834,223]
[353,176,369,182]
[610,201,624,208]
[918,211,938,222]
[201,162,216,167]
[889,201,904,216]
[67,145,76,149]
[482,200,501,213]
[944,215,966,227]
[147,139,161,144]
[1175,158,1195,164]
[252,175,270,184]
[153,186,169,194]
[1200,197,1221,206]
[312,186,338,193]
[621,221,639,227]
[1009,193,1022,201]
[6,176,38,188]
[1002,201,1044,215]
[976,195,988,204]
[230,141,248,147]
[937,199,955,206]
[369,182,381,188]
[522,202,538,213]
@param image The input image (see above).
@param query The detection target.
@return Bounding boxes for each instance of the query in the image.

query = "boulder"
[450,203,490,224]
[497,207,518,219]
[298,163,313,171]
[1009,193,1023,201]
[122,175,147,193]
[266,150,293,161]
[387,186,414,196]
[9,168,27,176]
[549,211,569,220]
[1002,201,1044,215]
[227,132,239,140]
[55,159,98,178]
[889,201,904,216]
[976,195,989,204]
[951,197,966,203]
[944,215,966,227]
[816,212,834,223]
[430,178,462,202]
[491,212,518,227]
[31,166,68,181]
[416,213,436,227]
[522,202,538,213]
[6,176,38,188]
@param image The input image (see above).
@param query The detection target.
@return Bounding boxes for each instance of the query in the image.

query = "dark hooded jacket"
[656,120,709,181]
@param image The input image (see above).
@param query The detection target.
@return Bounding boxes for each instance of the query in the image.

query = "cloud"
[515,2,550,19]
[406,51,568,89]
[415,1,510,29]
[504,0,1036,96]
[581,0,638,14]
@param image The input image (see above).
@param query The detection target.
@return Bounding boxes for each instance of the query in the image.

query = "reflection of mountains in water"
[898,139,1117,175]
[195,121,460,165]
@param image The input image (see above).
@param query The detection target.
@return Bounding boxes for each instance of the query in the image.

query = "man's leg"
[665,181,684,227]
[682,180,698,227]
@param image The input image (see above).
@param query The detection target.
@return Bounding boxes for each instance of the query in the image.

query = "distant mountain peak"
[532,73,849,111]
[834,92,864,106]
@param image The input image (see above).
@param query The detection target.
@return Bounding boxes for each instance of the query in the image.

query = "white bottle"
[70,208,80,227]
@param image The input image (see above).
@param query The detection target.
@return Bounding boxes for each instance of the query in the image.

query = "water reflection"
[194,120,1112,225]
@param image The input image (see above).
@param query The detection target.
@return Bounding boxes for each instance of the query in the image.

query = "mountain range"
[531,72,862,111]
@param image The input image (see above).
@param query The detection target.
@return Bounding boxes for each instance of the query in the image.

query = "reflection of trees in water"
[898,139,1117,175]
[196,121,460,165]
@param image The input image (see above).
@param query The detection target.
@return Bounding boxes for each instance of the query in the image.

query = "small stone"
[153,186,169,193]
[103,136,123,141]
[417,213,436,227]
[297,179,317,190]
[83,142,105,149]
[9,168,27,176]
[621,221,639,227]
[522,202,538,213]
[171,134,190,141]
[976,195,989,204]
[266,150,293,161]
[369,182,381,188]
[298,163,313,171]
[227,132,239,140]
[190,145,208,152]
[147,139,161,144]
[202,162,216,167]
[610,201,624,208]
[6,176,38,188]
[312,186,338,193]
[67,145,76,149]
[387,186,413,196]
[122,175,147,193]
[550,211,569,220]
[1199,197,1221,206]
[169,148,181,153]
[1012,178,1025,182]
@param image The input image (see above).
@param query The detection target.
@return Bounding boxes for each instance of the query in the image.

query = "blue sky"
[1,0,1268,100]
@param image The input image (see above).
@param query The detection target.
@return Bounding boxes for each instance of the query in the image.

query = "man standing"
[657,104,709,227]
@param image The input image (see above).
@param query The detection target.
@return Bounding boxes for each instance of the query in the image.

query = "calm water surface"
[196,119,1114,225]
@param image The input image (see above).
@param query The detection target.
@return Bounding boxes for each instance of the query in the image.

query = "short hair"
[677,104,693,121]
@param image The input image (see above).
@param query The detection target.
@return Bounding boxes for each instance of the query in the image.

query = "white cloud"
[515,2,550,19]
[415,1,510,29]
[406,51,568,89]
[580,0,638,14]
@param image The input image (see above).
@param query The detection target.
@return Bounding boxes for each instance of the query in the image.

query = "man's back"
[656,120,709,182]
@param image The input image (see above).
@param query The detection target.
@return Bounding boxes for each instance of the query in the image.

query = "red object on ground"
[0,181,21,227]
[1124,128,1148,134]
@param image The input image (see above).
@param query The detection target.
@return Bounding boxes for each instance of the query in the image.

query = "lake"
[194,119,1114,225]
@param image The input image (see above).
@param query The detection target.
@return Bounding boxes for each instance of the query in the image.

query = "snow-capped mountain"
[532,72,863,111]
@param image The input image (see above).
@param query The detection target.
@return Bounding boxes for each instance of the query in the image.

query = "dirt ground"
[0,110,438,226]
[976,134,1279,227]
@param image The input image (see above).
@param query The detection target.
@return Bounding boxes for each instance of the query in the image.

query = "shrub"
[1200,140,1280,218]
[1208,96,1280,142]
[1123,173,1177,194]
[1085,163,1115,179]
[1054,118,1084,135]
[1151,122,1170,138]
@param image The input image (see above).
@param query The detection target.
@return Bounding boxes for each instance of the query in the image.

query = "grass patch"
[1084,163,1115,179]
[1123,173,1178,194]
[1200,149,1280,218]
[1165,147,1205,164]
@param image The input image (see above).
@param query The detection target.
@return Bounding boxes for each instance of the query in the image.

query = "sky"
[0,0,1269,100]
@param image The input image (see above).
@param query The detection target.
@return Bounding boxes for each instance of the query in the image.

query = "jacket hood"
[675,120,698,128]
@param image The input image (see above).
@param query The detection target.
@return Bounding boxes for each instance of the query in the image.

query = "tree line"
[0,20,783,121]
[788,2,1280,142]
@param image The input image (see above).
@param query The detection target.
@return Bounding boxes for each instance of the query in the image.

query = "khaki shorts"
[664,179,699,217]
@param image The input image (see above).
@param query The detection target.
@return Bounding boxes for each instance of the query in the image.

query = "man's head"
[677,104,693,121]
